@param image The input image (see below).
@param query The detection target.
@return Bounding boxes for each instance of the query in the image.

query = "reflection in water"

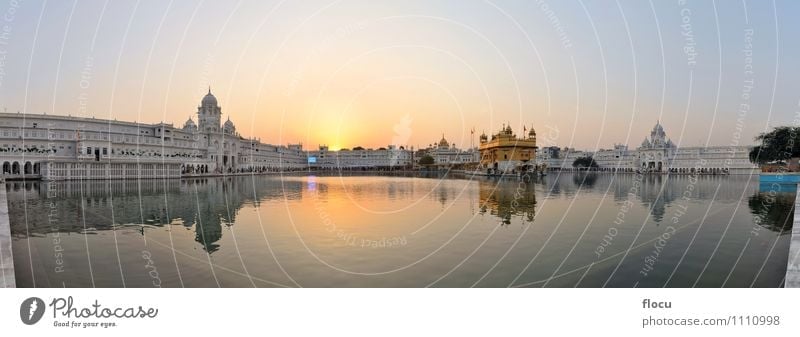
[6,172,794,287]
[6,173,791,246]
[572,172,598,188]
[748,192,794,233]
[477,178,536,225]
[6,178,304,254]
[552,173,766,224]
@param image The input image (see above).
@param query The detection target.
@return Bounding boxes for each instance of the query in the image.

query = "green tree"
[419,155,435,166]
[572,156,598,168]
[749,126,800,164]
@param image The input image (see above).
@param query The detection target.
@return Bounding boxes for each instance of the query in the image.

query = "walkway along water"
[785,186,800,288]
[0,180,15,288]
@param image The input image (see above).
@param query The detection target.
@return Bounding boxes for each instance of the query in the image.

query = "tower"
[650,120,666,148]
[197,87,222,133]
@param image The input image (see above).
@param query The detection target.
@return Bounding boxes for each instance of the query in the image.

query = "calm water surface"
[8,172,794,287]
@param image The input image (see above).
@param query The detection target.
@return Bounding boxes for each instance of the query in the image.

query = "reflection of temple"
[544,173,762,223]
[5,177,304,253]
[477,178,536,225]
[633,175,677,223]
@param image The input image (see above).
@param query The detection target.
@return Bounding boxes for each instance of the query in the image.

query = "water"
[7,172,794,287]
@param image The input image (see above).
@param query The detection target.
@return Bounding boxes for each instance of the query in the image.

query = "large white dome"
[202,88,217,106]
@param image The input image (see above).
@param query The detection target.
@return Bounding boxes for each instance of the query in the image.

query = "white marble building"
[0,90,307,180]
[426,136,479,165]
[307,145,413,169]
[305,135,478,170]
[537,122,758,174]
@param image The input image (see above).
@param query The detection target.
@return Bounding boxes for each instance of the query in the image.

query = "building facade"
[307,145,413,170]
[426,136,479,166]
[536,122,758,174]
[305,135,479,171]
[0,90,307,180]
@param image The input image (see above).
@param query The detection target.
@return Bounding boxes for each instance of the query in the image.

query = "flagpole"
[470,127,475,150]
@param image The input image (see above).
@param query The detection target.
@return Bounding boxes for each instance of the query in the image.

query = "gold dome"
[438,135,449,148]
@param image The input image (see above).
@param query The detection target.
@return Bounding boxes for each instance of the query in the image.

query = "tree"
[572,156,598,168]
[419,155,435,166]
[749,126,800,165]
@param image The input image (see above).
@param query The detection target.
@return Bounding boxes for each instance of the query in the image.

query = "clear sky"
[0,0,798,151]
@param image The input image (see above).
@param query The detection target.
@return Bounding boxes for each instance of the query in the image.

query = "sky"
[0,0,798,151]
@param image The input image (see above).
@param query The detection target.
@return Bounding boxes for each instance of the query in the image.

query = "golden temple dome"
[438,134,449,148]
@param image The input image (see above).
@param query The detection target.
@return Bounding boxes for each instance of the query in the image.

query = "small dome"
[183,117,197,130]
[202,87,217,106]
[223,117,236,134]
[528,127,536,137]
